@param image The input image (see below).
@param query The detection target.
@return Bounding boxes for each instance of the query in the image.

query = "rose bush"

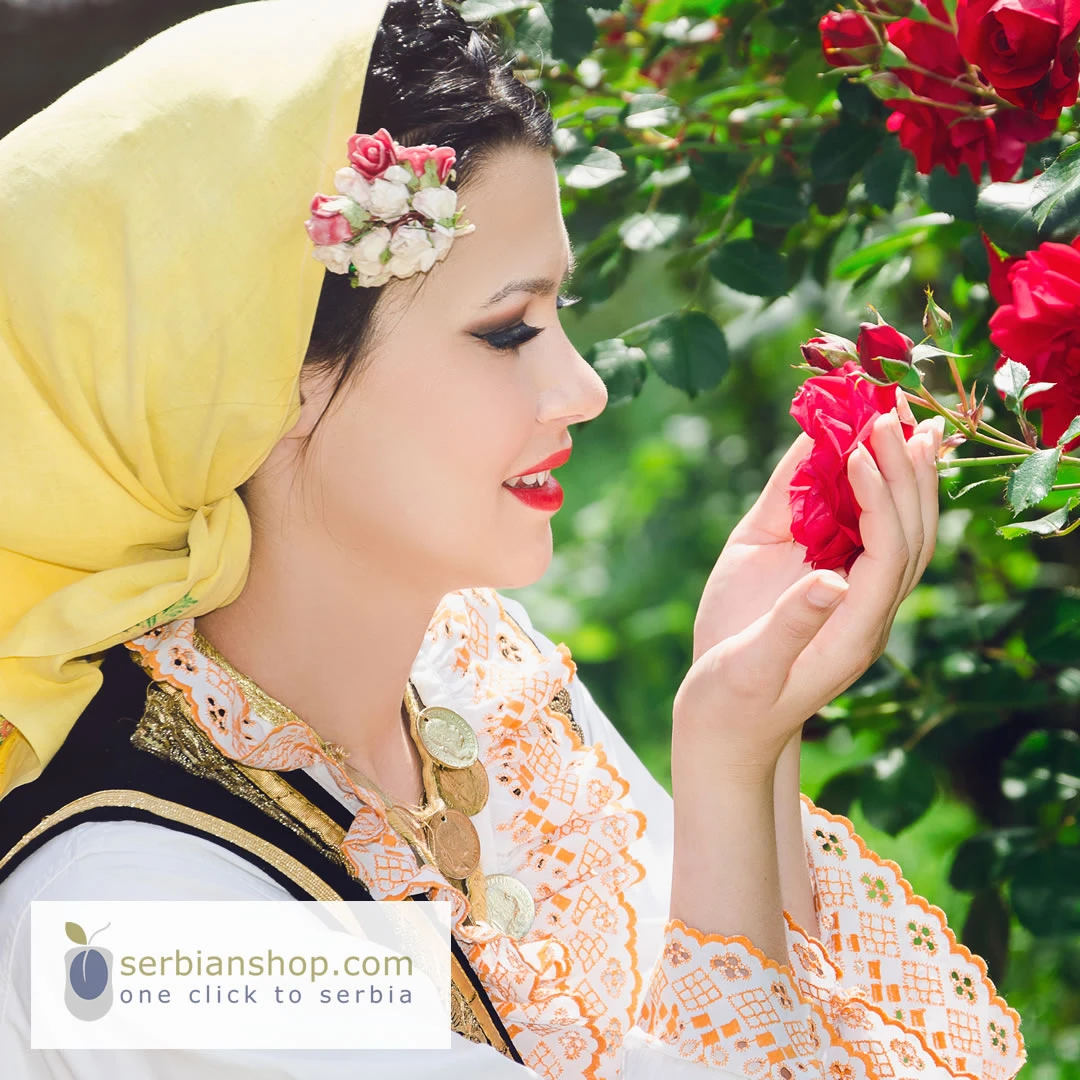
[957,0,1080,119]
[885,0,1056,180]
[788,360,916,572]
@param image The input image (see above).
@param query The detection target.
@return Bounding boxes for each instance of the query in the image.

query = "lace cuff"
[633,798,1026,1079]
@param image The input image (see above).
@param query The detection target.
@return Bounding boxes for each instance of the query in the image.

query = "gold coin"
[429,808,482,880]
[434,758,489,817]
[484,874,535,939]
[417,706,479,769]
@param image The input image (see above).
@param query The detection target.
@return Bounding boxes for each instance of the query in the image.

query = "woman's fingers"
[870,411,923,599]
[731,431,816,545]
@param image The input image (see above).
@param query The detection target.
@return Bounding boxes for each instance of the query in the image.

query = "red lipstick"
[502,446,571,513]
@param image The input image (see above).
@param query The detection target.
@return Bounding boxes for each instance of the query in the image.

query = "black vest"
[0,644,521,1062]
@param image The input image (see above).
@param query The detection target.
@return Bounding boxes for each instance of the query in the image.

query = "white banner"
[31,899,452,1050]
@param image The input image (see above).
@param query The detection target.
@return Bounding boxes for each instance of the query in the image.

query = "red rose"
[788,361,916,572]
[304,194,353,246]
[957,0,1080,119]
[802,333,859,372]
[819,10,882,66]
[886,0,1056,179]
[982,233,1021,304]
[857,322,914,382]
[988,237,1080,449]
[347,128,397,180]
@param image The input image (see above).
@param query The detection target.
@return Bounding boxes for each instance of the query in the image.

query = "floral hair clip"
[304,128,475,287]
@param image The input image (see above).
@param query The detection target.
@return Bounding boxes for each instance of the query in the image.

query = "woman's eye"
[473,322,544,352]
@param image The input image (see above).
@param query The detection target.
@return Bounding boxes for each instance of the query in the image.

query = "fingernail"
[808,578,847,608]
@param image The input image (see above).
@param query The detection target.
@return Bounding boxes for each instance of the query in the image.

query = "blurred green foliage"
[480,0,1080,1072]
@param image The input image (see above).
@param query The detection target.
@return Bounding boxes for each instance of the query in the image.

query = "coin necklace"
[328,681,535,939]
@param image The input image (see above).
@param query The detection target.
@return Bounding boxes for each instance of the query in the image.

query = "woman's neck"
[194,526,450,807]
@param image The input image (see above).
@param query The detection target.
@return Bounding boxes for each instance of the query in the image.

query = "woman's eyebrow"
[481,251,578,308]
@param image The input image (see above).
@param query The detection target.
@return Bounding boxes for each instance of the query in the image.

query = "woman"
[0,0,1022,1077]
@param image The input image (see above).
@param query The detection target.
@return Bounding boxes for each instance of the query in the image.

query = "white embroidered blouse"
[0,588,1024,1080]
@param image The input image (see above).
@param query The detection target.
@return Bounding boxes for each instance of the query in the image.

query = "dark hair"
[302,0,555,399]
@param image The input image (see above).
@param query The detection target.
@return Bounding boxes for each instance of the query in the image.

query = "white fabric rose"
[311,242,355,275]
[429,222,456,262]
[349,225,392,275]
[367,177,411,221]
[381,164,413,186]
[411,185,457,223]
[387,224,437,278]
[333,167,372,208]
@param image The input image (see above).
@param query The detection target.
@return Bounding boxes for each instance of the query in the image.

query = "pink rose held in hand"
[957,0,1080,119]
[788,360,916,573]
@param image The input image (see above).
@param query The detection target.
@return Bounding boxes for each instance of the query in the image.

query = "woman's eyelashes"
[473,293,581,352]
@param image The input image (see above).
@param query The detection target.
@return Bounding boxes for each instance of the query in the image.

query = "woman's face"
[254,145,608,594]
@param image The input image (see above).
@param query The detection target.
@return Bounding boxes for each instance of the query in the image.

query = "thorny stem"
[903,387,1031,453]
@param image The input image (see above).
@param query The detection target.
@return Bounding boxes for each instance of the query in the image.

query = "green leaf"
[65,921,87,945]
[622,311,730,396]
[831,215,952,278]
[949,828,1040,891]
[992,359,1031,400]
[961,888,1011,986]
[584,337,648,406]
[708,239,786,297]
[625,93,680,129]
[811,121,882,186]
[1021,381,1057,403]
[618,212,682,251]
[860,747,936,835]
[862,139,908,212]
[558,146,626,189]
[813,767,868,818]
[1006,447,1061,514]
[546,0,596,68]
[997,496,1080,537]
[977,142,1080,255]
[925,164,977,221]
[738,184,808,228]
[688,151,751,195]
[947,475,1008,500]
[1010,848,1080,936]
[1057,414,1080,446]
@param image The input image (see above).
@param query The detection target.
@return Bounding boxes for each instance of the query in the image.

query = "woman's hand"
[672,410,943,774]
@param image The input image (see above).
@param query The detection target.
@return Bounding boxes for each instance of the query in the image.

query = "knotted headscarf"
[0,0,389,800]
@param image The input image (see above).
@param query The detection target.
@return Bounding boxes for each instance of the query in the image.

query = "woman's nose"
[537,332,609,426]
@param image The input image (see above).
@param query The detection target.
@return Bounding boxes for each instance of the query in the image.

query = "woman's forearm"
[774,726,819,938]
[669,746,789,965]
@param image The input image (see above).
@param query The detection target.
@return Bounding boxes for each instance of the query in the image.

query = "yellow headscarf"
[0,0,390,801]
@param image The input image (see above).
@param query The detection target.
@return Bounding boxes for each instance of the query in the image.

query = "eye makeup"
[471,293,582,352]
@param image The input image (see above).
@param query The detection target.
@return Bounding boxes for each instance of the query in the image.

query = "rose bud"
[819,10,882,68]
[857,321,914,383]
[801,333,859,372]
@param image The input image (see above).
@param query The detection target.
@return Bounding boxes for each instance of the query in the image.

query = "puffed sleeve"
[500,597,1025,1080]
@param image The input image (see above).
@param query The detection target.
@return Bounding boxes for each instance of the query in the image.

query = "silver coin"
[417,706,479,769]
[484,874,535,939]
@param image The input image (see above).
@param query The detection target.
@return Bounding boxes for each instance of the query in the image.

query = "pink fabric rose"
[789,361,916,572]
[394,142,457,183]
[347,128,397,180]
[304,194,353,247]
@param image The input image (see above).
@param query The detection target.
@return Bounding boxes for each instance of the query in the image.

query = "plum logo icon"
[63,920,113,1021]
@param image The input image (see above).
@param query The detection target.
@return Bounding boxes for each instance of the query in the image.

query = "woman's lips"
[502,474,564,512]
